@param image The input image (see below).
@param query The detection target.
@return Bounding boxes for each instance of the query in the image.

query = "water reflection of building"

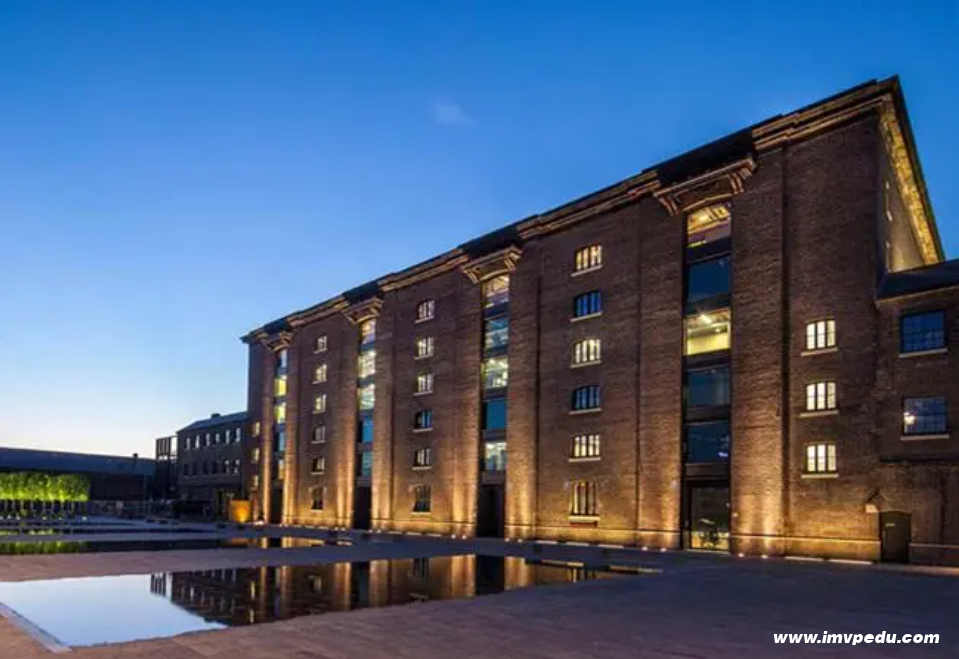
[152,556,610,627]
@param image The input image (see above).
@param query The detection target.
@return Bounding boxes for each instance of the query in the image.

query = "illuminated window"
[311,487,325,511]
[483,275,510,308]
[805,319,836,352]
[412,485,431,513]
[415,336,434,359]
[314,364,327,383]
[570,434,601,460]
[574,245,603,273]
[901,311,946,354]
[358,384,375,410]
[313,394,326,414]
[251,474,260,489]
[484,316,509,350]
[573,291,602,319]
[572,338,601,366]
[276,458,285,480]
[205,433,211,447]
[358,350,376,379]
[251,447,260,463]
[312,426,326,444]
[569,480,597,517]
[571,385,601,412]
[315,335,328,353]
[311,457,325,474]
[415,371,433,395]
[232,459,240,474]
[413,447,433,468]
[805,381,837,412]
[413,409,433,431]
[358,450,373,477]
[252,421,261,437]
[483,441,507,471]
[684,308,731,355]
[273,402,287,424]
[274,428,287,453]
[360,319,377,346]
[686,204,731,248]
[276,348,289,371]
[482,356,509,389]
[273,374,288,397]
[416,299,435,323]
[903,396,947,436]
[805,443,837,474]
[235,427,242,443]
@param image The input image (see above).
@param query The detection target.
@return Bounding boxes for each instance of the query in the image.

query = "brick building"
[177,412,247,518]
[241,77,959,564]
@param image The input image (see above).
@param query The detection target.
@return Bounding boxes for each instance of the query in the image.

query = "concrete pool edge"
[0,598,71,654]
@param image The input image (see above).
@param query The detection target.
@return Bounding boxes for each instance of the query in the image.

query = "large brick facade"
[242,77,959,565]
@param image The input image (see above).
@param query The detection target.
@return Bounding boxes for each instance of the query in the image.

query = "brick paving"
[0,529,956,658]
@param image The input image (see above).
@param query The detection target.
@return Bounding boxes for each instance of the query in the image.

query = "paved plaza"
[0,523,955,658]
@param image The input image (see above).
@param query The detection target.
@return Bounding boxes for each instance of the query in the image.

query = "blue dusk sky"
[0,1,957,458]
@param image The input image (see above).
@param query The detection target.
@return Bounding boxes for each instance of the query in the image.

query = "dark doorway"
[353,486,372,530]
[880,511,911,563]
[682,481,730,551]
[477,484,505,538]
[268,487,283,525]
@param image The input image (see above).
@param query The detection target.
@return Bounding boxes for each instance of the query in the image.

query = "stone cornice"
[653,157,755,215]
[380,251,470,291]
[461,246,522,284]
[341,297,383,325]
[263,330,292,352]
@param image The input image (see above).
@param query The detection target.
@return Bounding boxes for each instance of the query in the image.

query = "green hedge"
[0,473,90,502]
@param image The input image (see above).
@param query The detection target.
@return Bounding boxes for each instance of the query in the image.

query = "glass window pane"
[483,441,507,471]
[483,275,510,308]
[483,356,509,389]
[685,422,730,463]
[484,317,510,350]
[901,311,946,353]
[685,308,731,355]
[686,366,730,407]
[686,255,731,303]
[482,398,506,430]
[687,205,731,247]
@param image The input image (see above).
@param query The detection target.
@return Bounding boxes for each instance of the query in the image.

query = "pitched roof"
[177,411,248,433]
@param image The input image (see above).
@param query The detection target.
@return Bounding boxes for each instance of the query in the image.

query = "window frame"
[572,338,602,367]
[415,371,434,396]
[900,310,947,355]
[902,395,948,437]
[415,299,435,323]
[569,434,601,461]
[313,363,328,384]
[804,319,837,353]
[572,291,603,320]
[312,425,326,444]
[413,409,433,432]
[413,446,433,469]
[573,245,603,275]
[569,480,598,517]
[571,385,601,413]
[315,335,328,353]
[804,381,838,413]
[412,485,432,513]
[803,442,837,475]
[415,336,435,359]
[311,456,326,474]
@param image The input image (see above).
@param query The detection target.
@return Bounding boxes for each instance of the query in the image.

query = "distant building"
[154,435,178,500]
[177,412,247,518]
[0,447,155,501]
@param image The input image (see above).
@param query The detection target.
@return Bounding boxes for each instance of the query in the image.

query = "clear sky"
[1,1,957,459]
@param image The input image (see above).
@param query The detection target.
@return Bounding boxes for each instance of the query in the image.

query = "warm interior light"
[904,412,916,426]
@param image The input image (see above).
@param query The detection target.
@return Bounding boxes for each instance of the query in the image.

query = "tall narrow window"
[685,308,731,355]
[571,385,601,412]
[311,457,326,474]
[570,480,597,517]
[413,409,433,431]
[276,348,289,371]
[311,487,325,511]
[360,319,376,346]
[482,398,507,431]
[416,299,435,323]
[413,447,433,468]
[312,426,326,444]
[357,350,376,379]
[805,443,837,474]
[684,421,730,463]
[313,394,326,414]
[573,291,603,319]
[686,204,731,248]
[252,447,261,463]
[273,374,288,397]
[805,382,837,412]
[235,427,242,443]
[274,402,287,424]
[903,396,947,436]
[482,356,509,389]
[358,417,374,444]
[900,311,946,354]
[413,485,431,513]
[483,441,507,471]
[415,336,434,359]
[483,275,510,309]
[315,335,328,353]
[314,364,327,384]
[572,338,601,366]
[574,245,603,273]
[358,384,375,410]
[686,255,731,302]
[415,371,434,395]
[570,434,601,460]
[686,365,730,408]
[484,316,509,350]
[805,319,836,352]
[358,451,373,477]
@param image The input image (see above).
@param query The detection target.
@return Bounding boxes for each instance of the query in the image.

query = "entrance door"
[477,484,504,538]
[353,486,372,530]
[880,511,911,563]
[268,487,283,525]
[683,482,730,551]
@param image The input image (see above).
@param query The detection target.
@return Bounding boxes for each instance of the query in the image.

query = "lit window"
[684,421,730,463]
[413,447,433,468]
[214,432,221,445]
[357,350,376,379]
[273,374,288,397]
[416,371,433,395]
[416,336,434,359]
[687,255,731,302]
[358,384,375,410]
[483,441,507,471]
[805,319,836,352]
[252,474,260,489]
[360,319,377,346]
[412,485,431,513]
[805,382,837,412]
[252,421,261,437]
[311,457,325,474]
[482,398,506,431]
[686,365,730,408]
[573,291,602,319]
[205,433,211,447]
[273,402,287,424]
[416,299,435,322]
[570,434,601,459]
[274,428,287,453]
[312,426,326,444]
[570,480,597,517]
[686,204,731,248]
[235,427,242,443]
[313,394,326,414]
[903,396,947,436]
[684,308,731,355]
[276,458,285,480]
[311,487,325,511]
[413,409,433,431]
[571,385,601,412]
[482,356,509,389]
[484,316,509,350]
[901,311,946,354]
[483,275,510,308]
[315,335,328,353]
[574,245,603,273]
[224,429,231,443]
[232,459,240,474]
[805,443,837,474]
[252,447,260,463]
[276,348,289,371]
[358,450,373,477]
[572,338,601,366]
[314,364,327,383]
